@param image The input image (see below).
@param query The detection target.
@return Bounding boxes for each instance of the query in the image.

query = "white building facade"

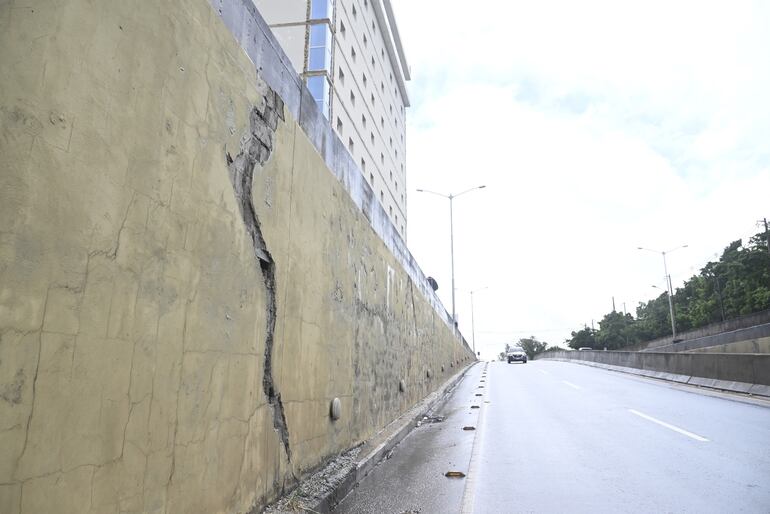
[253,0,411,238]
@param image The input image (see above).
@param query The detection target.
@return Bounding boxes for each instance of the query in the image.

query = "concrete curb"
[544,358,770,398]
[312,362,478,513]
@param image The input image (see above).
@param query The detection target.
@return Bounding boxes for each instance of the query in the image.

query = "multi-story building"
[253,0,411,238]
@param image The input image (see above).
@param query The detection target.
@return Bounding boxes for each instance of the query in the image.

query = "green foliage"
[567,230,770,349]
[567,327,597,350]
[511,336,550,359]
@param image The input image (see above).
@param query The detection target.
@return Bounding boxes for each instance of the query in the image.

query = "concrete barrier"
[537,351,770,397]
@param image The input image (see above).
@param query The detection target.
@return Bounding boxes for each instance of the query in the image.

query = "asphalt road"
[333,360,770,514]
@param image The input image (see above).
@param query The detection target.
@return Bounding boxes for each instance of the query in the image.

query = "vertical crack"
[226,89,291,462]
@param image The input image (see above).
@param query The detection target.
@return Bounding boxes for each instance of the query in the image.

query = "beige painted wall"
[0,1,472,513]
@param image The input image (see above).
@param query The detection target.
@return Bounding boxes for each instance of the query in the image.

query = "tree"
[517,336,549,359]
[567,327,596,350]
[564,229,770,350]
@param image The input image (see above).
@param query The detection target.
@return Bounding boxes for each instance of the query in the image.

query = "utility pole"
[760,217,769,256]
[612,296,616,312]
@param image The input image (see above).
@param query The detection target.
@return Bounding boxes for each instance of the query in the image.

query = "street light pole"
[449,196,455,329]
[661,251,676,339]
[469,287,488,355]
[416,185,486,327]
[639,244,688,340]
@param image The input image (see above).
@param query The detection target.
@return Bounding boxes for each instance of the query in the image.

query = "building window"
[340,20,346,37]
[389,136,392,146]
[389,205,393,216]
[338,68,345,84]
[395,214,398,223]
[389,170,393,180]
[310,0,333,20]
[361,114,367,127]
[308,24,332,73]
[363,34,368,47]
[370,93,375,104]
[380,116,384,128]
[380,152,384,164]
[350,90,355,105]
[401,225,404,234]
[381,48,384,59]
[352,5,357,18]
[372,20,375,31]
[389,104,393,114]
[370,172,374,183]
[362,73,367,87]
[381,81,384,93]
[306,75,331,118]
[351,46,356,61]
[389,72,393,82]
[361,158,366,171]
[380,191,384,202]
[348,137,354,153]
[395,149,398,158]
[370,132,374,144]
[336,117,343,134]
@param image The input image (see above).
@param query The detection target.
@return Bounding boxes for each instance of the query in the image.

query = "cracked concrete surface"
[227,94,293,465]
[0,1,475,513]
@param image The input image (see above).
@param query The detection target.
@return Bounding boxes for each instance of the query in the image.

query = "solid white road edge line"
[562,380,581,390]
[628,409,710,442]
[460,369,489,514]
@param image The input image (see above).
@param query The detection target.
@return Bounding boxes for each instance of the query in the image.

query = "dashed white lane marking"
[562,380,581,390]
[628,409,709,442]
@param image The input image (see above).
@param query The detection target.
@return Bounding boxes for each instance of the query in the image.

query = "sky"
[390,0,770,359]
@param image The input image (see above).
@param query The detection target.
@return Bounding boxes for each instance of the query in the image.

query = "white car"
[507,348,527,364]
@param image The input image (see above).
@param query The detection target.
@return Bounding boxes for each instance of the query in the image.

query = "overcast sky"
[390,0,770,358]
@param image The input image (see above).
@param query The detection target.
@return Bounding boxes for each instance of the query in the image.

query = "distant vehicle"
[507,347,527,364]
[578,347,593,351]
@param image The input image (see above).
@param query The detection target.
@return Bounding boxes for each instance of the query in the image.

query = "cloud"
[393,0,770,355]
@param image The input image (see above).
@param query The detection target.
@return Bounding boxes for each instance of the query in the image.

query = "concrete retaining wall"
[0,1,474,513]
[650,323,770,354]
[626,309,770,351]
[538,351,770,397]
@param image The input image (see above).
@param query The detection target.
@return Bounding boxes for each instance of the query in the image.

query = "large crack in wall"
[226,88,292,462]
